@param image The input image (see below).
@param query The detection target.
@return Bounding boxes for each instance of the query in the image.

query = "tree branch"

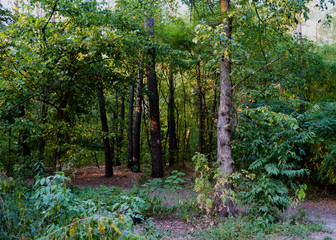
[42,0,58,34]
[232,56,283,90]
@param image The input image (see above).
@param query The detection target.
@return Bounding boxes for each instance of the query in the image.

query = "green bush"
[0,172,142,239]
[233,105,311,222]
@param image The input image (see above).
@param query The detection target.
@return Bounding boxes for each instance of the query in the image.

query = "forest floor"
[71,165,336,240]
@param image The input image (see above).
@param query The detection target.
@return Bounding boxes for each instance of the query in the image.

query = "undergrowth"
[194,214,326,240]
[0,169,329,240]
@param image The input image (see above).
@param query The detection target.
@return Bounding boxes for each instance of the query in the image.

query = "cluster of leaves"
[300,103,336,184]
[192,152,218,215]
[231,97,313,222]
[0,172,155,239]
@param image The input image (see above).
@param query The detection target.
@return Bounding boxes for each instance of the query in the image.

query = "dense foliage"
[0,0,335,238]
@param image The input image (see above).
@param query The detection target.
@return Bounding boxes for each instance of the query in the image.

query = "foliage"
[0,2,335,239]
[231,99,315,222]
[0,174,40,239]
[0,173,143,239]
[142,170,186,193]
[300,102,336,184]
[195,214,326,240]
[192,152,218,215]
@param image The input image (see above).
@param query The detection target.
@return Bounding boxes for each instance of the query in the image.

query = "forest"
[0,0,336,239]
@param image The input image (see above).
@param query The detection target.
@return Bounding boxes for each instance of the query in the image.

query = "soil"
[296,199,336,240]
[70,165,336,240]
[71,165,143,189]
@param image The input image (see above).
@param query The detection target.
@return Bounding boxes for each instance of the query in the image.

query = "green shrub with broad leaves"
[0,173,40,239]
[299,102,336,184]
[0,172,144,239]
[232,103,312,223]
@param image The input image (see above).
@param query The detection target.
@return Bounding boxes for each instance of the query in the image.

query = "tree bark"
[132,61,143,171]
[145,16,163,178]
[196,58,205,154]
[116,96,124,166]
[168,67,178,167]
[8,127,11,170]
[39,101,47,156]
[217,0,236,217]
[98,85,113,177]
[128,85,135,168]
[18,105,31,157]
[111,103,116,163]
[209,83,217,156]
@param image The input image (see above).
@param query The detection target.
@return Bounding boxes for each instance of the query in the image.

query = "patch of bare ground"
[134,215,213,240]
[298,198,336,240]
[70,165,143,189]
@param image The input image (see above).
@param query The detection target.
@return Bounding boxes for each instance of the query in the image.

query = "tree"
[98,84,113,177]
[132,59,143,172]
[145,16,163,178]
[127,85,134,168]
[216,0,236,217]
[168,67,178,167]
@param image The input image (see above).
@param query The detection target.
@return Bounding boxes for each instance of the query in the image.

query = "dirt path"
[298,199,336,239]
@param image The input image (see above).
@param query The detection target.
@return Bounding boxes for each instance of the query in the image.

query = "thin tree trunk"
[94,151,100,168]
[209,84,217,156]
[111,94,119,165]
[54,98,68,171]
[8,127,11,170]
[217,0,236,217]
[168,67,177,167]
[39,102,46,156]
[128,85,135,168]
[145,16,163,178]
[115,96,124,166]
[297,18,306,113]
[143,103,152,155]
[196,58,205,153]
[180,71,189,164]
[132,62,143,171]
[18,106,31,157]
[98,86,113,177]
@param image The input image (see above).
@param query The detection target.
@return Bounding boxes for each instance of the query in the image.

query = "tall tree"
[98,84,113,177]
[145,16,163,178]
[196,57,205,153]
[132,60,143,172]
[115,96,124,166]
[168,67,178,167]
[127,85,135,168]
[18,105,30,157]
[216,0,236,217]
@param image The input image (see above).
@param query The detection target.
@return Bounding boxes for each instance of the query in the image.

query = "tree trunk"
[132,61,143,171]
[145,16,163,178]
[8,127,11,170]
[128,85,135,168]
[111,104,116,163]
[116,96,124,166]
[297,18,306,113]
[196,58,205,154]
[54,98,68,171]
[98,86,113,177]
[209,83,217,156]
[217,0,236,217]
[18,106,31,157]
[168,67,178,167]
[39,102,47,156]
